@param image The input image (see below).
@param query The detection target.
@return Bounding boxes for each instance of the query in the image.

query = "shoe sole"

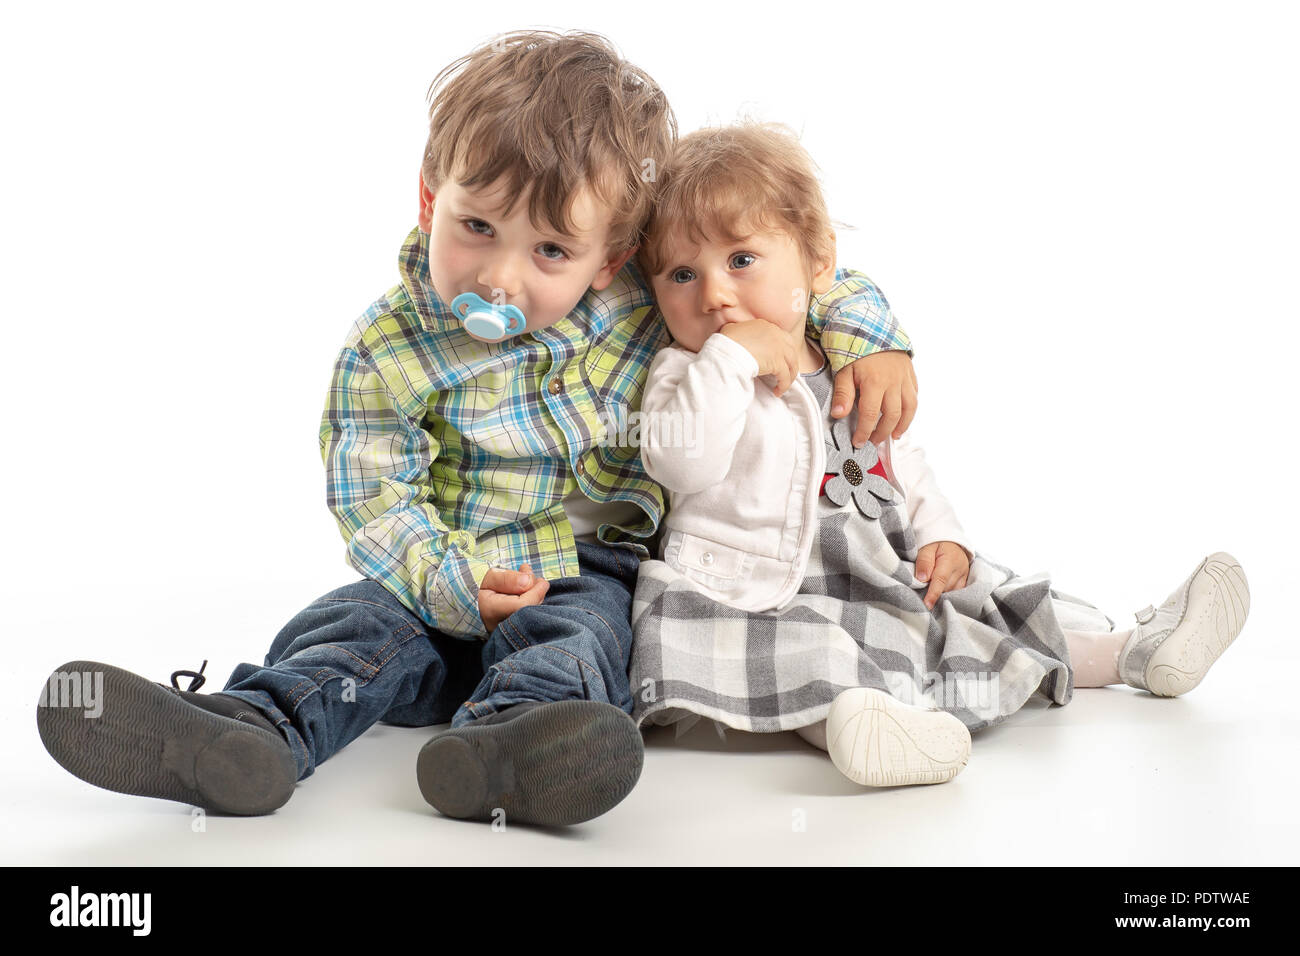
[826,687,971,787]
[36,660,297,815]
[1144,553,1250,697]
[416,701,643,826]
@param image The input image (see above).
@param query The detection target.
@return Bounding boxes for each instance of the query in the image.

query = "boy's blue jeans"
[220,541,640,780]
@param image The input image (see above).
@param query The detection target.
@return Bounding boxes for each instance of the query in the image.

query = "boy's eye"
[668,268,695,284]
[537,243,568,262]
[463,219,493,236]
[730,253,756,269]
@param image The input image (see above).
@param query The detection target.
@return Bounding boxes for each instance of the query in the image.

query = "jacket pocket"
[663,530,754,590]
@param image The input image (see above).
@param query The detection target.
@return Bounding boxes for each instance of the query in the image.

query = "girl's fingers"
[925,573,948,609]
[915,544,936,583]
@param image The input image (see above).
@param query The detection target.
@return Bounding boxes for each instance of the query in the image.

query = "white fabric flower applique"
[824,418,895,519]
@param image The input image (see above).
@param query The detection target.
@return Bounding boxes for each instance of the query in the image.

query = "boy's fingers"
[480,578,549,627]
[852,382,886,448]
[482,567,536,594]
[477,590,507,632]
[866,390,902,446]
[830,369,855,418]
[518,577,550,606]
[893,388,918,440]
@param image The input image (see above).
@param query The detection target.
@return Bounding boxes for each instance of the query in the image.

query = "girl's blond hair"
[637,121,834,277]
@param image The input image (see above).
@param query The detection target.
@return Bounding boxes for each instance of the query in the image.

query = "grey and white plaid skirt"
[630,493,1114,735]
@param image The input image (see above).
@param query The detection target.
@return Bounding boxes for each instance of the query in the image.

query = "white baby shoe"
[1117,552,1250,697]
[825,687,971,787]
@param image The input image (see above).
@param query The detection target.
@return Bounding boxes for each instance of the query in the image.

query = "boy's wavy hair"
[637,121,835,278]
[422,30,676,255]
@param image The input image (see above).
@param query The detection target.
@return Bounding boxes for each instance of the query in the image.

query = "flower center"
[842,459,863,486]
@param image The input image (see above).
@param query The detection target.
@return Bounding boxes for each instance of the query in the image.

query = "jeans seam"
[497,605,626,659]
[526,644,602,683]
[279,621,423,711]
[309,621,422,687]
[317,596,408,616]
[497,617,528,655]
[569,605,629,661]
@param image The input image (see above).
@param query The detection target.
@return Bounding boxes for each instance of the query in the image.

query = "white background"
[2,0,1297,866]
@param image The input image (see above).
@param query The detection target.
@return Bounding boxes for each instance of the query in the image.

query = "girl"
[629,122,1250,787]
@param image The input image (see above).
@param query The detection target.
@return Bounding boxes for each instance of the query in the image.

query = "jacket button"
[548,378,564,395]
[701,551,714,565]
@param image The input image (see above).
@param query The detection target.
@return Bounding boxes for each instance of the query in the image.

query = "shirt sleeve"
[886,432,976,561]
[806,268,914,373]
[319,344,492,639]
[640,334,758,495]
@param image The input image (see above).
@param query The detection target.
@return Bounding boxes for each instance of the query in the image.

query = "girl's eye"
[463,219,493,236]
[537,243,568,262]
[730,253,756,269]
[669,268,695,284]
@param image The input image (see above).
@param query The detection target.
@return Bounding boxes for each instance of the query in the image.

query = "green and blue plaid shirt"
[320,226,914,638]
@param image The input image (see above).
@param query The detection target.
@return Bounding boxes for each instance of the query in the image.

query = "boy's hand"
[831,350,918,448]
[718,323,800,397]
[478,563,550,635]
[915,542,970,610]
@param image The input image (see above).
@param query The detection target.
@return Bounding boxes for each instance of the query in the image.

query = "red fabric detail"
[819,452,890,497]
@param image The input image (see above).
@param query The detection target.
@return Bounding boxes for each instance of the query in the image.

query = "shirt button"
[701,551,714,565]
[575,458,586,476]
[548,378,564,395]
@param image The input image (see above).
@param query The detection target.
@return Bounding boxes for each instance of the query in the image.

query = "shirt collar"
[397,226,460,335]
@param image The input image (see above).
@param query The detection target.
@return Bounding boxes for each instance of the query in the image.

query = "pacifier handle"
[450,292,527,340]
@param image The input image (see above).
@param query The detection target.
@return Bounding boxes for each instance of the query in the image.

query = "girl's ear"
[591,244,638,291]
[811,231,838,294]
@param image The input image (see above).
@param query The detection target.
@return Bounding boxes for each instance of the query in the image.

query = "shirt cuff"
[430,546,492,639]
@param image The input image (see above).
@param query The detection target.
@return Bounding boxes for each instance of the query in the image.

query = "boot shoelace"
[170,659,209,692]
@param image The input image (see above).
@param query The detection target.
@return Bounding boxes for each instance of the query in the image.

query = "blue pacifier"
[450,292,527,341]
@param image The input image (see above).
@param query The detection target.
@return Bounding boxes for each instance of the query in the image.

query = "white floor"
[6,645,1297,866]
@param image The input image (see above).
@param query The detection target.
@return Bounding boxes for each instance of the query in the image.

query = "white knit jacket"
[640,332,975,612]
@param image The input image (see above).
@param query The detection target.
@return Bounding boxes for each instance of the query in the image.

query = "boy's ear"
[590,244,638,292]
[417,172,436,233]
[810,231,837,295]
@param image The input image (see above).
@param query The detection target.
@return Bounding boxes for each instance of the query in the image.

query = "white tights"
[1063,627,1133,687]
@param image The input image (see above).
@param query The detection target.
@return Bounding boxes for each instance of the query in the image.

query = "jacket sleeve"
[320,344,492,639]
[640,334,758,495]
[806,268,914,373]
[887,432,976,561]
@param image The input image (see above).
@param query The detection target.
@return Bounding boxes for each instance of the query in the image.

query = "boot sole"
[1144,553,1250,697]
[826,687,971,787]
[36,660,297,815]
[416,700,643,826]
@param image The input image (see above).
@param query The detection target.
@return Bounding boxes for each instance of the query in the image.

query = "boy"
[36,31,918,826]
